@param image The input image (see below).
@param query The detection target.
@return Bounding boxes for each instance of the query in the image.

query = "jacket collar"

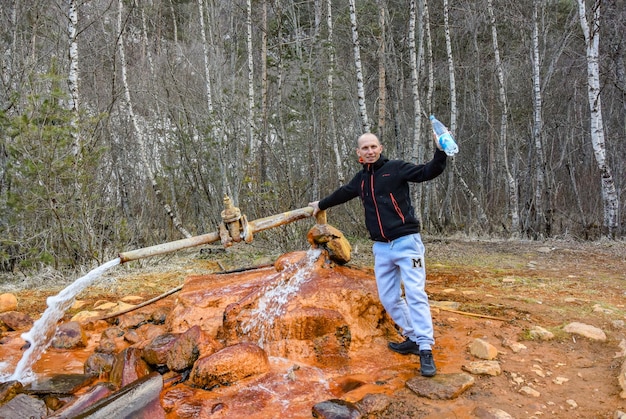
[362,154,388,172]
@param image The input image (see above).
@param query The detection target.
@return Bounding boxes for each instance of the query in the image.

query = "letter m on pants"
[412,257,423,268]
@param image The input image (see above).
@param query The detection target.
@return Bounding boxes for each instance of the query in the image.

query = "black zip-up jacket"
[318,149,447,242]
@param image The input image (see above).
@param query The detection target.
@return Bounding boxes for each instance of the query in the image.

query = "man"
[309,132,447,377]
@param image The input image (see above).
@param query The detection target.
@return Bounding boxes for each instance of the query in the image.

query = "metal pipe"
[118,206,317,264]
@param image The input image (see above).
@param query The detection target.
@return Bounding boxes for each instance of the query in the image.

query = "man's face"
[356,134,383,164]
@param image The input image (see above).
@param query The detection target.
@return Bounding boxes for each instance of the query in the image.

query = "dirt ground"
[6,237,626,418]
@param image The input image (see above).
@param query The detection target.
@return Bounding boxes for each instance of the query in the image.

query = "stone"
[0,311,33,331]
[461,360,501,376]
[51,321,87,349]
[519,386,540,397]
[312,398,362,419]
[110,347,153,388]
[96,326,126,354]
[142,333,178,367]
[84,352,116,376]
[189,342,270,390]
[70,310,100,323]
[0,393,46,418]
[166,325,220,372]
[356,393,391,416]
[0,380,23,405]
[473,406,515,419]
[63,372,165,419]
[307,223,352,264]
[563,322,607,341]
[528,325,554,340]
[0,293,18,312]
[469,338,499,360]
[502,338,527,353]
[405,373,474,400]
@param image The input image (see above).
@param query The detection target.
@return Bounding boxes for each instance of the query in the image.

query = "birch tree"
[530,0,548,237]
[348,0,370,133]
[576,0,619,237]
[326,0,344,185]
[487,0,520,234]
[67,0,80,157]
[116,0,191,238]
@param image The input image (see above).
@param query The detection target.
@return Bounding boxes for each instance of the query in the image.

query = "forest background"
[0,0,624,273]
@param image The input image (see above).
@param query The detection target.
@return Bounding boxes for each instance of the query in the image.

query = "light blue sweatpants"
[372,233,434,350]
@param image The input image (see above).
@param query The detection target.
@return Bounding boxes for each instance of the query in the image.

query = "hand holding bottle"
[430,115,459,156]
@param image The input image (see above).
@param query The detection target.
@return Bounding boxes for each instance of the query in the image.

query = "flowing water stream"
[241,248,321,347]
[8,258,121,383]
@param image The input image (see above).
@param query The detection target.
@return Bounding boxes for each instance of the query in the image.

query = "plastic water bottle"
[430,115,459,156]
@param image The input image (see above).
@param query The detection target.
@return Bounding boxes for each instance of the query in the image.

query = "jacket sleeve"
[318,172,361,210]
[403,149,447,182]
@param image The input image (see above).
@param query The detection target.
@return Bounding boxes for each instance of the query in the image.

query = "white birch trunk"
[531,0,547,236]
[326,0,344,185]
[576,0,619,236]
[441,0,456,225]
[197,0,230,198]
[377,1,386,140]
[408,0,421,163]
[117,0,191,238]
[487,0,520,234]
[348,0,370,133]
[67,0,80,157]
[246,0,256,155]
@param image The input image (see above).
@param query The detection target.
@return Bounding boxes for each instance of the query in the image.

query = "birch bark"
[576,0,619,236]
[348,0,370,133]
[326,0,344,185]
[117,0,191,238]
[487,0,520,234]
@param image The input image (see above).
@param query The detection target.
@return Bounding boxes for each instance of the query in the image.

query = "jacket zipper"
[369,170,387,241]
[390,193,405,223]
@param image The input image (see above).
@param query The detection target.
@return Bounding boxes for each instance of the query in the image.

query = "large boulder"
[189,342,270,390]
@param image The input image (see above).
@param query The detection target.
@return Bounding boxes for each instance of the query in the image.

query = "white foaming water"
[9,257,121,383]
[241,248,321,347]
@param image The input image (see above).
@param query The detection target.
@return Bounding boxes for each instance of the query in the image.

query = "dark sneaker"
[388,338,420,355]
[419,350,437,377]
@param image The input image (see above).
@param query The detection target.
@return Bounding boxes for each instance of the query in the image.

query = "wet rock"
[166,325,219,372]
[312,398,362,419]
[23,374,97,396]
[51,321,87,349]
[563,321,607,341]
[189,342,270,389]
[142,333,178,367]
[469,338,498,360]
[84,352,116,376]
[64,372,164,419]
[127,323,167,346]
[0,293,18,312]
[96,326,126,354]
[473,406,515,418]
[307,224,352,264]
[0,393,46,418]
[0,380,23,405]
[0,311,33,331]
[405,373,474,400]
[150,307,170,325]
[355,393,391,416]
[47,382,114,418]
[110,347,153,388]
[262,307,351,367]
[462,360,501,376]
[117,311,150,329]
